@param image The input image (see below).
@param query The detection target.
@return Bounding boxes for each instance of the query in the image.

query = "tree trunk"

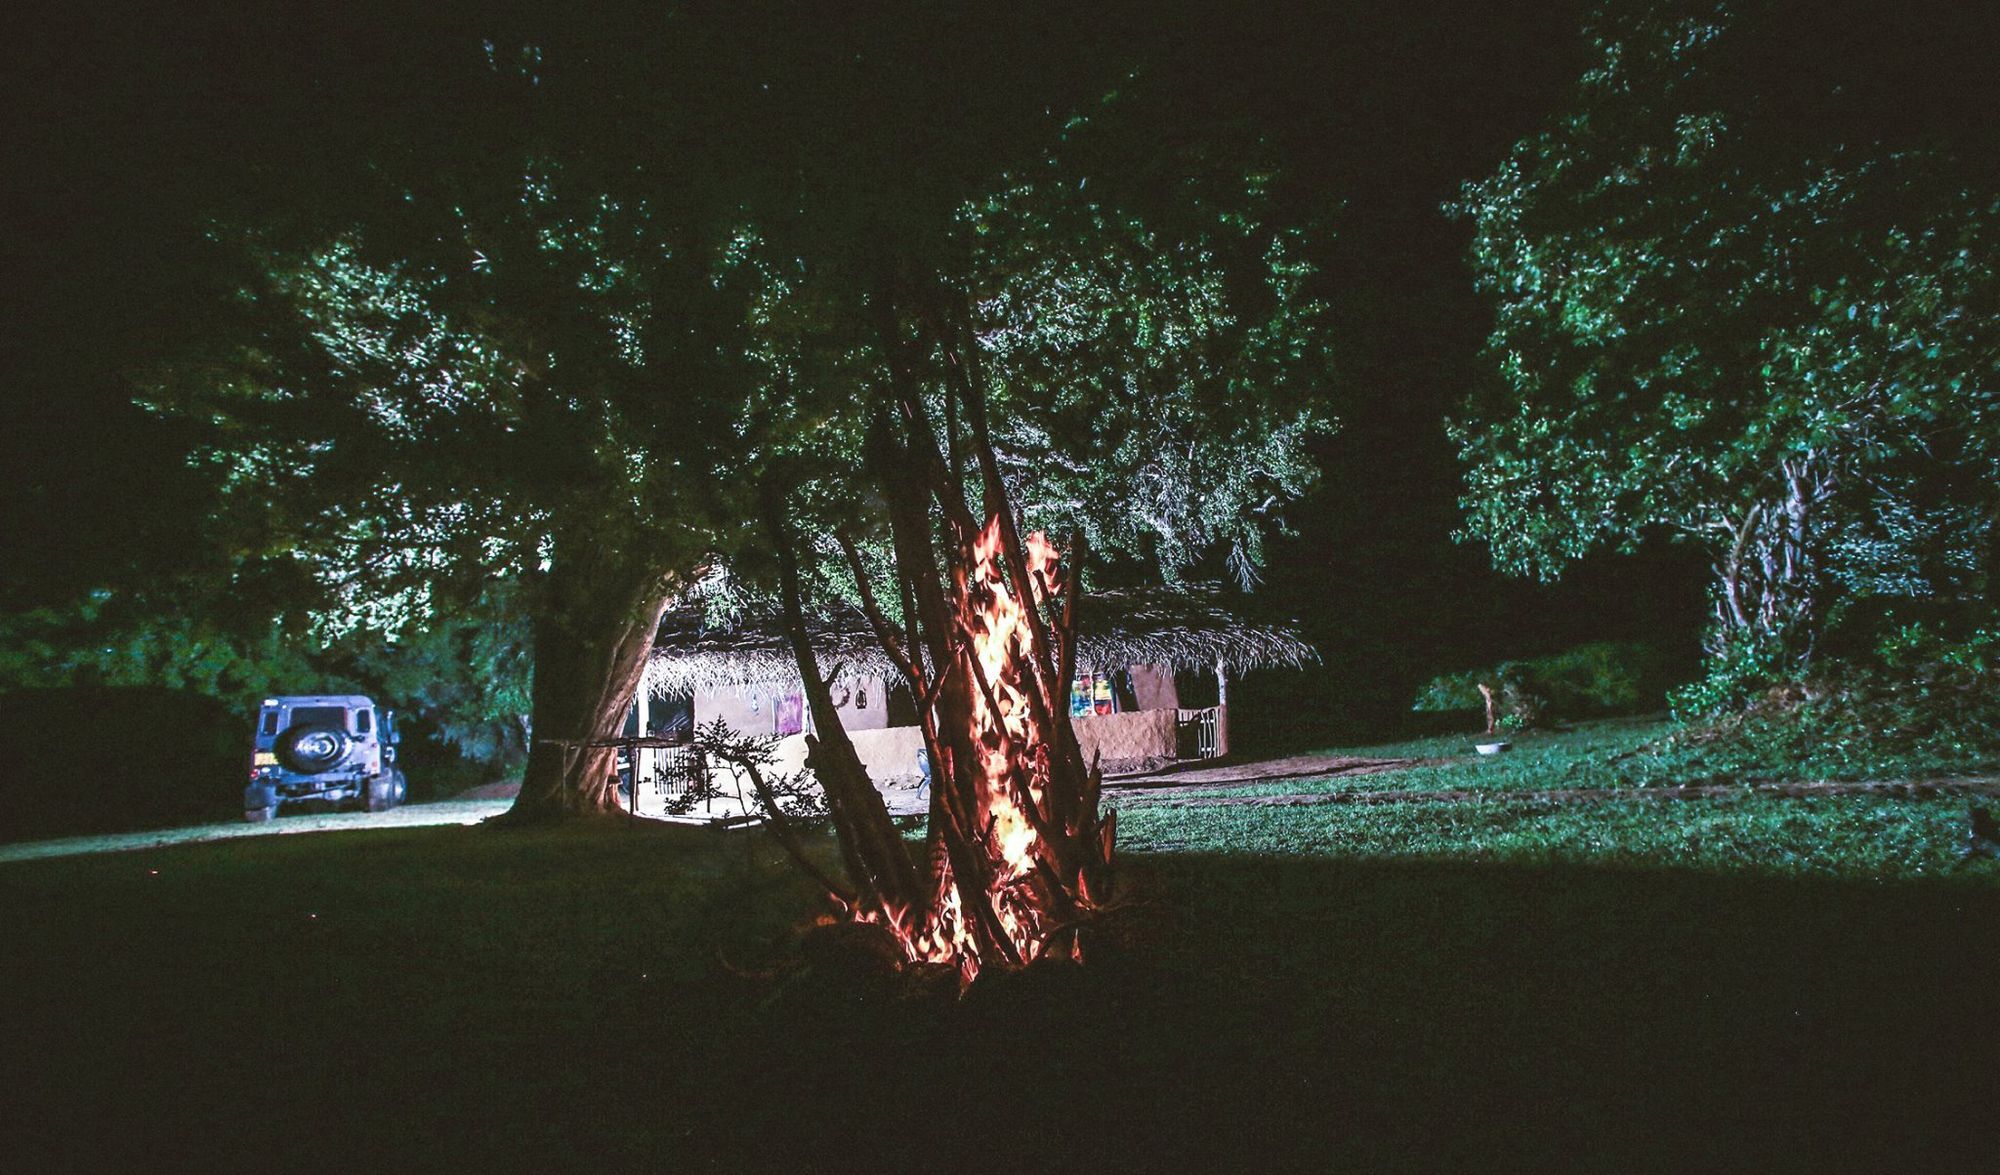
[502,551,672,823]
[1706,453,1840,676]
[767,504,923,919]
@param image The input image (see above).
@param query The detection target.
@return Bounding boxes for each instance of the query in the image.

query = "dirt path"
[1116,776,2000,809]
[0,799,511,865]
[1105,754,1420,795]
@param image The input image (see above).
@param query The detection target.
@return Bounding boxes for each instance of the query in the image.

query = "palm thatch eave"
[642,584,1317,699]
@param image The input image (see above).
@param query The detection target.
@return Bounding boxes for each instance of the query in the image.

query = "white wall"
[694,684,792,736]
[825,674,889,731]
[691,674,891,738]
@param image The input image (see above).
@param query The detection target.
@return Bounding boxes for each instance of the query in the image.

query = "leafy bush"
[1415,642,1671,730]
[1666,638,1792,721]
[1617,662,2000,787]
[1875,622,2000,676]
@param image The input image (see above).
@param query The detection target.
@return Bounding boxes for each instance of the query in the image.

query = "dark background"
[1,1,1716,754]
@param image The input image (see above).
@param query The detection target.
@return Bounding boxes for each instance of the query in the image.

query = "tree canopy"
[727,106,1335,604]
[95,7,1335,818]
[1451,0,2000,696]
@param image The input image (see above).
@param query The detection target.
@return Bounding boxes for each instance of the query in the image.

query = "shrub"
[1667,638,1792,721]
[1619,661,2000,786]
[1414,642,1671,730]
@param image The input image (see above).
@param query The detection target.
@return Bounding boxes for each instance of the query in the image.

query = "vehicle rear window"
[261,711,279,735]
[286,706,348,730]
[356,710,372,734]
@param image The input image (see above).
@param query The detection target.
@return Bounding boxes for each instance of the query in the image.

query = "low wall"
[751,727,926,788]
[737,708,1209,799]
[848,725,927,785]
[1073,708,1179,766]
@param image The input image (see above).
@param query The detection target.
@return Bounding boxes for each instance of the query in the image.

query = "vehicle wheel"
[244,783,279,823]
[365,771,403,812]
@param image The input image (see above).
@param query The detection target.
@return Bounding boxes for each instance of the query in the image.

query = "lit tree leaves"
[1449,1,2000,675]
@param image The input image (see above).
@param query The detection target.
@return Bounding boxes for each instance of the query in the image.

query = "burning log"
[754,298,1118,984]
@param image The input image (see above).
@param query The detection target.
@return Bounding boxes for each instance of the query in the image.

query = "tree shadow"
[7,845,1997,1172]
[702,853,2000,1171]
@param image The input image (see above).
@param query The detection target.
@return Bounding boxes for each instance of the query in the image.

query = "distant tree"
[1450,0,2000,702]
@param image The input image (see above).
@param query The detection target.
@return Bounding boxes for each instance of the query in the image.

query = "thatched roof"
[643,584,1317,698]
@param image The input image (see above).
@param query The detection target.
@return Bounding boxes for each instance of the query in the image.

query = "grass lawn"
[5,725,1999,1171]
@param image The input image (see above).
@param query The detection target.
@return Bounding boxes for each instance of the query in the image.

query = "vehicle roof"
[263,695,378,707]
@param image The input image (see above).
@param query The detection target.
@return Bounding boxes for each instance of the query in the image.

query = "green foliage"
[1875,621,2000,676]
[1666,636,1792,719]
[1640,666,2000,787]
[1414,641,1669,727]
[349,583,534,769]
[739,108,1339,602]
[0,574,536,774]
[965,139,1335,583]
[169,162,747,637]
[1449,1,2000,680]
[0,587,330,706]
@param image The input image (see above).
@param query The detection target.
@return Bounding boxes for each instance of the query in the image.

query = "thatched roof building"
[642,584,1316,698]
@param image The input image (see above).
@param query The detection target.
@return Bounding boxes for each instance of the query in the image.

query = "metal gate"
[1174,707,1220,760]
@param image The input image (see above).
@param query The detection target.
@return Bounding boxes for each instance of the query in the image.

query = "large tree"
[143,23,777,819]
[133,3,1328,855]
[157,3,1185,825]
[1450,0,2000,697]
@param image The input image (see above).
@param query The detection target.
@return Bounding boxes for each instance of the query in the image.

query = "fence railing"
[539,735,720,820]
[1174,707,1221,760]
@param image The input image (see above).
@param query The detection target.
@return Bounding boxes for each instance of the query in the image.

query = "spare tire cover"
[278,724,350,773]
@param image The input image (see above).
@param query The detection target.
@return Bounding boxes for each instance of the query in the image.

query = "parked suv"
[245,695,406,821]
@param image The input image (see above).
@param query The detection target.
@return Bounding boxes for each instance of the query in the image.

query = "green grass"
[1121,793,1987,880]
[5,729,2000,1170]
[1335,713,1669,770]
[1125,717,1997,879]
[1183,714,2000,804]
[1173,717,1670,801]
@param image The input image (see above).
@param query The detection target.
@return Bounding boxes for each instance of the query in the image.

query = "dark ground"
[3,819,1994,1172]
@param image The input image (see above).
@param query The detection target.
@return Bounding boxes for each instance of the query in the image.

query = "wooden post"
[1214,659,1230,759]
[634,687,652,811]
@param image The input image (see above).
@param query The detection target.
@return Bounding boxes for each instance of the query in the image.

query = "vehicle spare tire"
[277,724,350,773]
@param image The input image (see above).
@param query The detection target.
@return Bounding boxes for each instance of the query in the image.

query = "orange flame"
[906,517,1075,977]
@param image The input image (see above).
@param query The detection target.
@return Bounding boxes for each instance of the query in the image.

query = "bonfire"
[713,330,1119,985]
